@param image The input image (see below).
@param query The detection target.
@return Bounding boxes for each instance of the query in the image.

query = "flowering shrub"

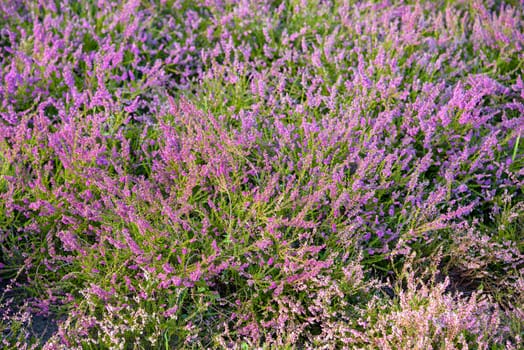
[0,0,522,348]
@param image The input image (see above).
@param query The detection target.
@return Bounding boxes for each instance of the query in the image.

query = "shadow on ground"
[0,277,59,347]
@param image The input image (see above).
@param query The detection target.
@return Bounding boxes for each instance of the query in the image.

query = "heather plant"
[0,0,523,349]
[356,258,512,350]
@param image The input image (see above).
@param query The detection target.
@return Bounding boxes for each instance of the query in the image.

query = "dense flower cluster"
[0,0,522,349]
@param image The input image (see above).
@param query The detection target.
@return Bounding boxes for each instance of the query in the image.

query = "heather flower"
[0,0,522,348]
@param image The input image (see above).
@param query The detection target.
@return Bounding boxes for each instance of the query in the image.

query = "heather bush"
[0,0,522,349]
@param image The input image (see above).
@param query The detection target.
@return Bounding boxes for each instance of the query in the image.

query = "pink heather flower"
[189,267,202,282]
[57,231,81,252]
[164,305,179,318]
[88,284,113,302]
[163,263,175,274]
